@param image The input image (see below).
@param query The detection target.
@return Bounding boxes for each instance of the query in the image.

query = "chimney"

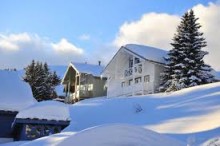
[98,61,101,66]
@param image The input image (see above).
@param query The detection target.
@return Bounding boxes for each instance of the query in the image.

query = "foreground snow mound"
[201,137,220,146]
[0,70,36,111]
[58,124,184,146]
[16,101,70,121]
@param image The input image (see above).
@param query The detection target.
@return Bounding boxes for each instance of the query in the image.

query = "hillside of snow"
[1,82,220,146]
[63,82,220,145]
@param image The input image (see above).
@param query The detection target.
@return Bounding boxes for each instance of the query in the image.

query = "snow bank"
[21,124,184,146]
[58,124,184,146]
[16,101,70,121]
[17,132,74,146]
[0,70,36,112]
[124,44,167,64]
[201,137,220,146]
[0,141,27,146]
[63,82,220,145]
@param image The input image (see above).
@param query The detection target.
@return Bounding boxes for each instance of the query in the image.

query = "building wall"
[0,111,17,139]
[106,51,130,97]
[77,75,107,99]
[106,58,161,97]
[154,64,165,92]
[92,77,107,97]
[78,74,94,99]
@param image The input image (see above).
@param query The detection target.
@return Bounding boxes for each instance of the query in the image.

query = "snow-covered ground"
[201,137,220,146]
[21,124,184,146]
[61,82,220,145]
[1,81,220,145]
[59,124,184,146]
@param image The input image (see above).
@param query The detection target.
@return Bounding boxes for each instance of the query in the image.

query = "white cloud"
[0,33,31,51]
[113,2,220,71]
[192,2,220,71]
[78,34,91,41]
[114,13,180,50]
[52,38,84,55]
[0,33,85,69]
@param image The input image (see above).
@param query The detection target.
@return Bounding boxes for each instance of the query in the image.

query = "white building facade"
[102,44,167,97]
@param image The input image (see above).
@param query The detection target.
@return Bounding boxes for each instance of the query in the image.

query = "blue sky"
[0,0,214,41]
[0,0,219,70]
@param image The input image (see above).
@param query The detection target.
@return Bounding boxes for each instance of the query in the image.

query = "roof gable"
[71,62,104,76]
[124,44,167,64]
[103,44,167,75]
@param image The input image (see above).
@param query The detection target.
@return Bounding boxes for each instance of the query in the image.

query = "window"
[129,58,133,68]
[135,57,140,64]
[128,79,133,86]
[88,84,93,91]
[144,75,150,82]
[80,85,86,91]
[121,82,125,87]
[135,77,142,84]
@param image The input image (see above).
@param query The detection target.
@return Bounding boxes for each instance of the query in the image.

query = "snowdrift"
[64,82,220,144]
[18,124,184,146]
[56,124,184,146]
[201,137,220,146]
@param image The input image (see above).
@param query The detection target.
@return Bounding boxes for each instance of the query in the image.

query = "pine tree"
[160,10,215,92]
[23,60,61,101]
[23,60,36,92]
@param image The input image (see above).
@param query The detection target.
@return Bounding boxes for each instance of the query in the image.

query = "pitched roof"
[0,70,36,112]
[124,44,167,64]
[71,62,104,77]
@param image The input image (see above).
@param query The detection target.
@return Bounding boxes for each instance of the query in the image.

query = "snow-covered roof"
[124,44,167,64]
[16,101,70,121]
[70,62,104,77]
[0,70,36,112]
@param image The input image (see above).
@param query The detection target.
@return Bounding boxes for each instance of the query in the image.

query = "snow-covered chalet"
[0,70,36,143]
[102,44,167,97]
[62,62,107,103]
